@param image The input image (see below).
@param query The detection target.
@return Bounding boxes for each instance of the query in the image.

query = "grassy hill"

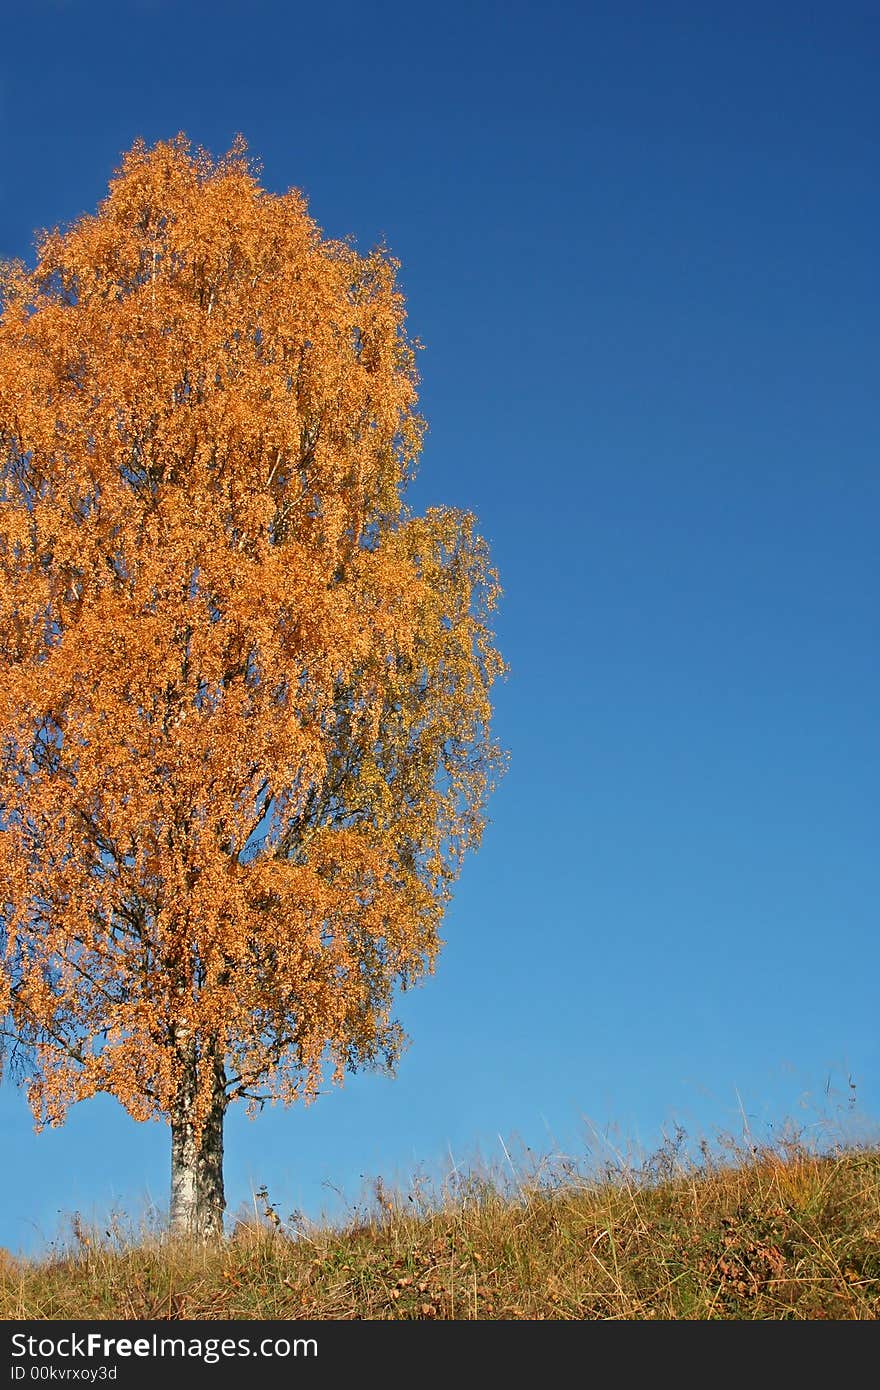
[3,1133,879,1319]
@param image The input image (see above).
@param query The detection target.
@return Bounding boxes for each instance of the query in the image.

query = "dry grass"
[3,1131,880,1320]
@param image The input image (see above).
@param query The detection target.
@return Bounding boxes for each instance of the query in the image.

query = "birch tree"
[0,136,505,1239]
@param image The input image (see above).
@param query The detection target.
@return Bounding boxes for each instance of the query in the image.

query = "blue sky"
[1,1,877,1252]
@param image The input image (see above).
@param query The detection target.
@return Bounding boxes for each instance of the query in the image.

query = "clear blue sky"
[1,1,877,1253]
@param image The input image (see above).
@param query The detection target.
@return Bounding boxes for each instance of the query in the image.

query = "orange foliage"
[0,136,505,1136]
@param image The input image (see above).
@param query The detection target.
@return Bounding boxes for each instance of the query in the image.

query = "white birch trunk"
[170,1035,226,1240]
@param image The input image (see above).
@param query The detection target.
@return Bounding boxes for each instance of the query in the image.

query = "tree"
[0,136,505,1239]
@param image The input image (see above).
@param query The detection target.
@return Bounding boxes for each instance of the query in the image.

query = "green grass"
[3,1131,880,1319]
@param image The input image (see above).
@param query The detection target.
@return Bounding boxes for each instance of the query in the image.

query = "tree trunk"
[170,1037,227,1240]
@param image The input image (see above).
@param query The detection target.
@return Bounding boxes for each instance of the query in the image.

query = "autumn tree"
[0,136,505,1239]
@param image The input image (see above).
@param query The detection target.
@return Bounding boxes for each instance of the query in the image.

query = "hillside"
[3,1136,879,1320]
